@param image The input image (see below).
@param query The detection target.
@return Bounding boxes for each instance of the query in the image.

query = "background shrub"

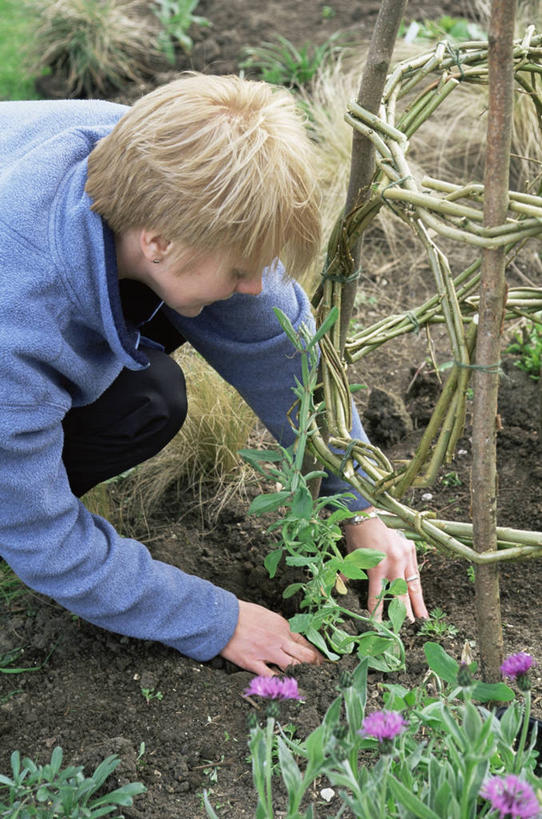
[26,0,163,97]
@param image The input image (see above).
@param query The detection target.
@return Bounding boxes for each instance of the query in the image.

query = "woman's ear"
[139,230,172,264]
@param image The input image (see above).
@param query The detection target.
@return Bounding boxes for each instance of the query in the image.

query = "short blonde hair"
[86,73,321,275]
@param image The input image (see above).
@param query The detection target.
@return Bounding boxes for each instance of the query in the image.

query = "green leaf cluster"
[154,0,211,63]
[240,308,406,670]
[0,746,146,817]
[231,650,540,819]
[506,321,542,381]
[400,15,487,44]
[240,32,348,90]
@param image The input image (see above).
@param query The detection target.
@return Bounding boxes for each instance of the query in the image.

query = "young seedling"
[419,607,459,640]
[441,470,462,487]
[136,742,146,769]
[202,756,223,785]
[506,321,542,381]
[140,686,163,704]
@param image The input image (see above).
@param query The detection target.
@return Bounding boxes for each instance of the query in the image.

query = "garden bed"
[1,366,541,817]
[1,1,541,817]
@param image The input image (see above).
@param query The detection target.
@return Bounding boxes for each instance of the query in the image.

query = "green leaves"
[239,447,285,467]
[240,307,410,670]
[506,320,542,381]
[154,0,211,61]
[248,491,290,516]
[264,548,283,579]
[388,597,407,634]
[424,642,515,702]
[241,644,539,819]
[0,747,145,816]
[388,776,441,819]
[424,641,459,685]
[272,306,339,352]
[291,487,314,520]
[357,633,404,672]
[343,548,386,570]
[239,33,347,90]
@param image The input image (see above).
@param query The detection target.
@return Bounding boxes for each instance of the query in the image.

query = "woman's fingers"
[405,573,428,619]
[219,599,323,675]
[344,512,429,621]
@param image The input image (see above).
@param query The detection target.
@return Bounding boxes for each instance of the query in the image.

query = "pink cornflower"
[359,710,408,742]
[501,653,535,692]
[501,653,535,681]
[244,675,302,701]
[480,775,540,818]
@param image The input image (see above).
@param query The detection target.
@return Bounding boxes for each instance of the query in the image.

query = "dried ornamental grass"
[122,346,257,519]
[300,44,490,299]
[26,0,162,97]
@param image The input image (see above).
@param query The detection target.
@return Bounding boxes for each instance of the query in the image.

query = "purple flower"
[359,710,408,742]
[244,675,302,701]
[480,775,540,818]
[501,653,535,680]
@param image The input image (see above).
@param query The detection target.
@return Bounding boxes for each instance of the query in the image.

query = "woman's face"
[143,248,263,317]
[117,230,264,317]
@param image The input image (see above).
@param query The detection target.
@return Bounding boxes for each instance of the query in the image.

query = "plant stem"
[513,691,532,774]
[264,717,274,817]
[472,0,517,682]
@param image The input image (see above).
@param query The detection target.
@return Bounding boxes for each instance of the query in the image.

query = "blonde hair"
[86,73,321,275]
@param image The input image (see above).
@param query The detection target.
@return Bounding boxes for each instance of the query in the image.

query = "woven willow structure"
[310,28,542,564]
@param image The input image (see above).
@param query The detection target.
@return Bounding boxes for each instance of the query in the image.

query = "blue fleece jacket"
[0,99,371,661]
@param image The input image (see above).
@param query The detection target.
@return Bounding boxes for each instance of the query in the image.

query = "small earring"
[152,258,161,264]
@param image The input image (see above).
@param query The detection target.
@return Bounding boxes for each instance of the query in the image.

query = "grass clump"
[122,347,257,521]
[0,560,26,609]
[25,0,162,97]
[240,32,349,90]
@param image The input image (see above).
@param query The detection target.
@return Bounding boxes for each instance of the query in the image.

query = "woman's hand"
[219,599,323,677]
[343,507,429,622]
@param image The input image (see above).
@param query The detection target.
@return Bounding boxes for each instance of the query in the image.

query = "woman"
[0,73,427,677]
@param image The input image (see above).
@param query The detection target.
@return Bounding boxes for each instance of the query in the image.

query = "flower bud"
[266,701,281,720]
[457,662,473,689]
[517,673,531,693]
[333,724,348,741]
[338,670,353,690]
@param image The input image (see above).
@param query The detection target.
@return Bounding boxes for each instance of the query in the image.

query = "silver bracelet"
[342,510,380,526]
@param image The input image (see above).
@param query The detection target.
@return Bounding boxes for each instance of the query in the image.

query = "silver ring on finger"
[406,574,419,583]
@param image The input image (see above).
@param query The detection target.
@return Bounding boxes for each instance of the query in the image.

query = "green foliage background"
[0,0,41,99]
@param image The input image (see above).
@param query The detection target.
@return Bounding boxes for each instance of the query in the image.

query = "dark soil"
[2,2,542,817]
